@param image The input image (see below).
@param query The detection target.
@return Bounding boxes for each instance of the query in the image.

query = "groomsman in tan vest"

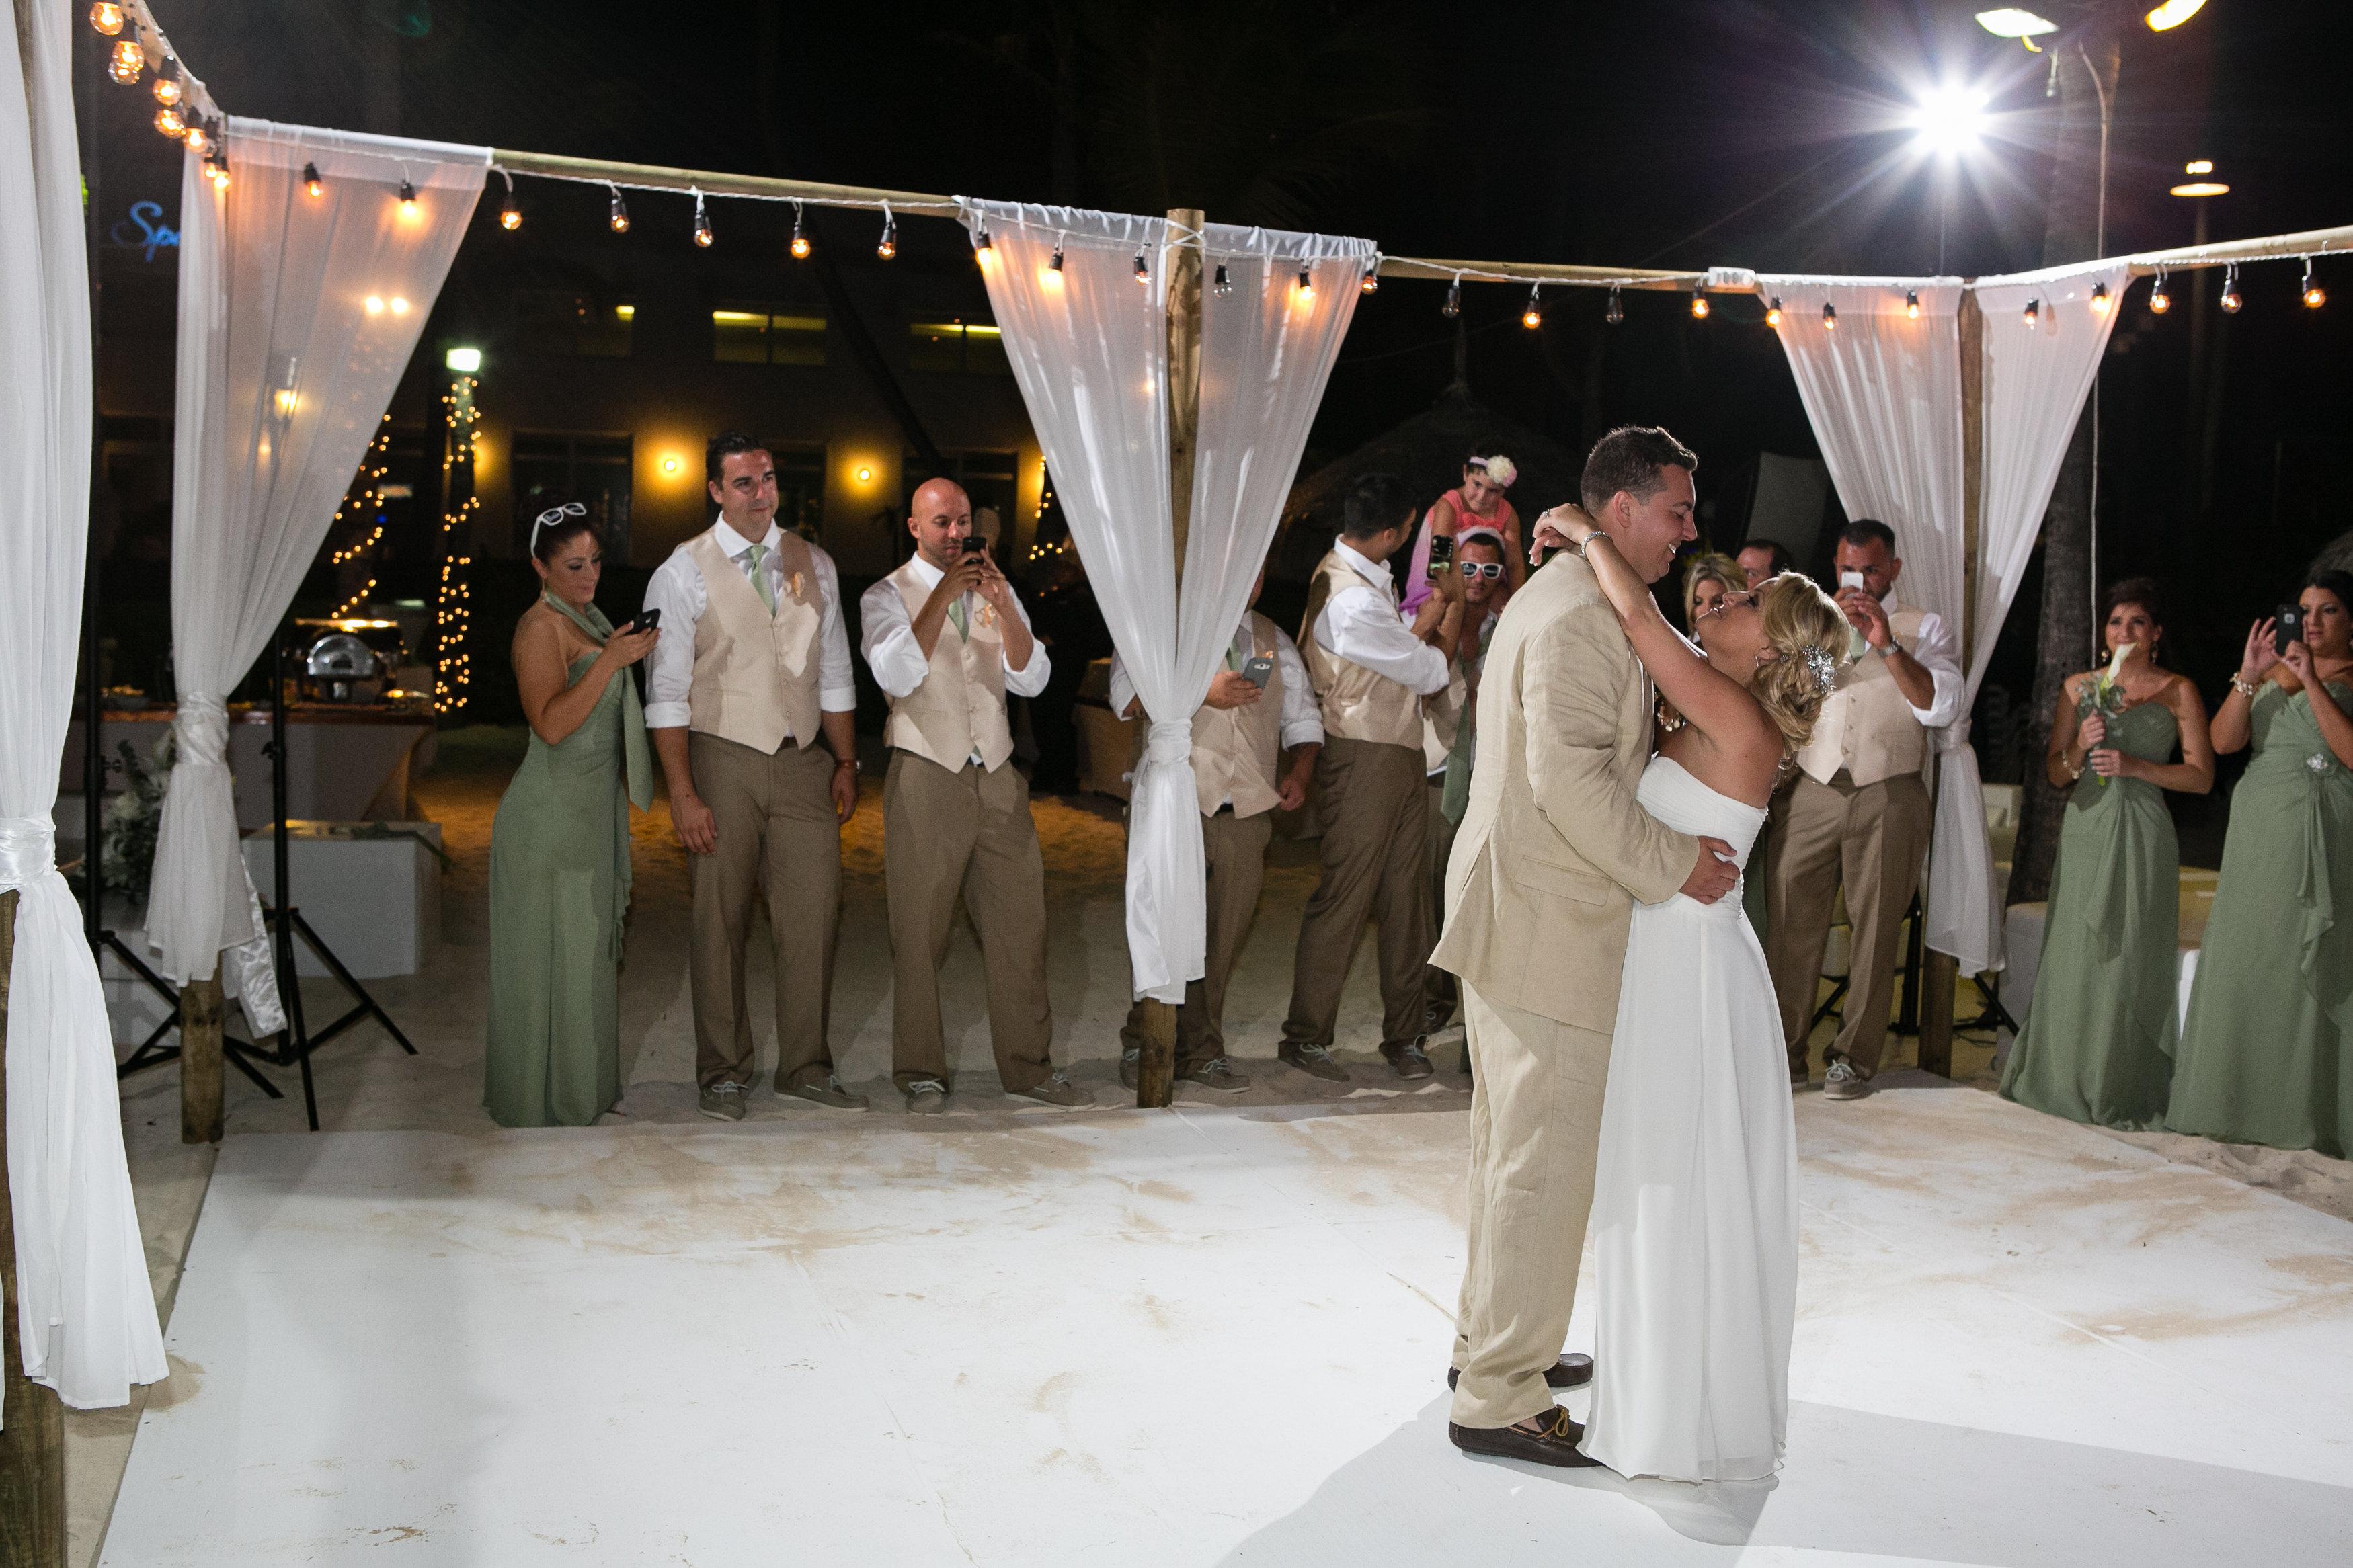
[1109,567,1323,1092]
[1433,426,1737,1464]
[860,478,1088,1114]
[1279,472,1465,1083]
[1763,518,1964,1101]
[645,431,865,1121]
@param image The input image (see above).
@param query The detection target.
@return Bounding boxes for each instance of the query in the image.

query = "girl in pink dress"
[1402,452,1523,616]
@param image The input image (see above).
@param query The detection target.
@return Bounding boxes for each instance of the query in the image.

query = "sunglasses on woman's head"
[1459,561,1505,581]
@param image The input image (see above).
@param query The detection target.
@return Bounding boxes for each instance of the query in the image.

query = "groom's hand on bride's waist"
[1678,837,1739,904]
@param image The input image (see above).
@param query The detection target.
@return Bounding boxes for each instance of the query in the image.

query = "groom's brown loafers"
[1448,1354,1593,1392]
[1449,1407,1600,1467]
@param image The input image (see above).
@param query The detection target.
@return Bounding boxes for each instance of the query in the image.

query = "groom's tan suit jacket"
[1430,550,1698,1034]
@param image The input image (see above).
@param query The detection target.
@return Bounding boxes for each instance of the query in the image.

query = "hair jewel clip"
[1804,645,1838,694]
[530,500,587,549]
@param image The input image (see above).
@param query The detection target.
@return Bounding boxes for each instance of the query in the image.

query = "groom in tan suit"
[1433,426,1739,1466]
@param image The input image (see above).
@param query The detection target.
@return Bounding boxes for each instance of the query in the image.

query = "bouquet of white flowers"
[2081,642,2135,788]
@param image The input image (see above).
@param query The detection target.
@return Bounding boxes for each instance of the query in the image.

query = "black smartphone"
[1241,655,1275,689]
[960,536,988,556]
[1427,533,1455,568]
[2276,604,2305,656]
[622,606,661,636]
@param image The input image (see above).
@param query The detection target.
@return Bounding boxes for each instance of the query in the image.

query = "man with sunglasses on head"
[1423,528,1509,1036]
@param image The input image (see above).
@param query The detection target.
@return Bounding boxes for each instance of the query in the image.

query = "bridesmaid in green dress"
[2001,580,2212,1128]
[484,507,657,1128]
[2171,571,2353,1157]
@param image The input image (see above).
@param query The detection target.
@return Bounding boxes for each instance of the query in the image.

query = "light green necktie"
[947,591,969,640]
[743,542,778,614]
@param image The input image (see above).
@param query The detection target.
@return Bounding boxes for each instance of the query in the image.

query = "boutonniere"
[976,602,998,630]
[788,571,805,602]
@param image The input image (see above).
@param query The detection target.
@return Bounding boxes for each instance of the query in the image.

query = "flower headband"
[530,500,587,550]
[1803,645,1839,695]
[1468,454,1517,489]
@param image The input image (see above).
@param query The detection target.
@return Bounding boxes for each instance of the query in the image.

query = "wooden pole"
[1918,291,1986,1081]
[0,890,69,1566]
[180,960,224,1144]
[1133,208,1207,1111]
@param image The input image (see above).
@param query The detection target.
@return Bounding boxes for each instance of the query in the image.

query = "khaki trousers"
[686,733,842,1091]
[1449,982,1609,1430]
[1120,807,1274,1073]
[1281,738,1430,1051]
[1764,769,1931,1078]
[883,750,1054,1094]
[1424,779,1459,1011]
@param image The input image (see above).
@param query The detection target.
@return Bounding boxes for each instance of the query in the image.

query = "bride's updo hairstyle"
[1751,573,1849,751]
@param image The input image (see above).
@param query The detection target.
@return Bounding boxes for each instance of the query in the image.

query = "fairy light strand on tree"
[434,375,481,714]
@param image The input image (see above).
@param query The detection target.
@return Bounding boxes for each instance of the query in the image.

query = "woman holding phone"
[483,503,659,1128]
[2170,571,2353,1155]
[2001,580,2212,1129]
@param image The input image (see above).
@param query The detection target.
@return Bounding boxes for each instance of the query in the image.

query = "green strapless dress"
[2000,700,2181,1128]
[483,595,653,1128]
[2169,681,2353,1156]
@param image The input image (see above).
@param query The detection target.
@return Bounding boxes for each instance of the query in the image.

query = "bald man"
[859,479,1086,1113]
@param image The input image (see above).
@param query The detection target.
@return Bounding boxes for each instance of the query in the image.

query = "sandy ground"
[67,725,2353,1563]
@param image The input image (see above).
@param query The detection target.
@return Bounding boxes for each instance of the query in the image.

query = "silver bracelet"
[2229,675,2260,700]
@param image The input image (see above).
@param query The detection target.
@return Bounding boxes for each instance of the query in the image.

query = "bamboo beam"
[1133,208,1207,1112]
[486,147,961,216]
[1373,255,1710,290]
[2124,222,2353,274]
[0,890,68,1567]
[180,962,224,1145]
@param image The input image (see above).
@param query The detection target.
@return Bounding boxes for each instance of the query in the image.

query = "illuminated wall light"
[2148,272,2171,314]
[108,38,144,85]
[789,201,810,259]
[303,162,323,198]
[1905,290,1921,319]
[607,183,629,233]
[1521,285,1542,330]
[1821,301,1837,329]
[2090,280,2111,315]
[662,456,680,474]
[856,466,873,483]
[1689,290,1710,319]
[1765,296,1784,328]
[2219,264,2241,314]
[2303,259,2326,310]
[89,3,125,37]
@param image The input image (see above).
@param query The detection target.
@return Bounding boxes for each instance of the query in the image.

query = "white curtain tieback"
[1934,718,1972,752]
[0,815,58,889]
[1144,720,1193,767]
[173,692,231,768]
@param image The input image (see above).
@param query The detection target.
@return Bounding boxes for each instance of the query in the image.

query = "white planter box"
[241,821,442,979]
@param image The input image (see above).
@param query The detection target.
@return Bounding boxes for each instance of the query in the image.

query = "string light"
[1360,266,1380,296]
[1689,290,1710,319]
[789,200,809,259]
[973,224,992,264]
[2147,271,2171,313]
[1521,284,1542,330]
[303,162,322,198]
[2089,280,2110,315]
[606,183,629,234]
[497,170,521,230]
[692,188,712,247]
[1297,265,1314,298]
[1133,250,1150,286]
[2022,297,2040,327]
[876,204,897,261]
[89,3,124,36]
[183,122,208,155]
[108,38,144,85]
[398,177,417,217]
[2219,264,2241,314]
[153,68,181,107]
[154,106,183,139]
[1905,289,1921,319]
[1605,286,1623,326]
[205,149,229,192]
[435,378,483,715]
[2302,259,2325,309]
[1765,296,1784,328]
[1441,274,1461,319]
[1821,301,1837,329]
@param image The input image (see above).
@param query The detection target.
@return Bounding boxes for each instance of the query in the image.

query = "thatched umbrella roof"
[1273,385,1586,581]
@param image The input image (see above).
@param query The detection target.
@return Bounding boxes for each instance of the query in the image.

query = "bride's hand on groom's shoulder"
[1529,505,1592,565]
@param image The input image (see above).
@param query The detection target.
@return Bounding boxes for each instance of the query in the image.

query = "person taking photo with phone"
[1107,565,1322,1092]
[483,503,658,1127]
[1760,518,1963,1100]
[2171,571,2353,1157]
[641,431,865,1122]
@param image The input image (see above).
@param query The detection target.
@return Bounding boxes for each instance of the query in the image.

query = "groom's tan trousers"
[1449,981,1611,1430]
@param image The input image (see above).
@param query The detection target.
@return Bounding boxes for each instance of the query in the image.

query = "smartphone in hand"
[1427,533,1455,568]
[2276,604,2306,656]
[1241,655,1275,689]
[621,606,662,636]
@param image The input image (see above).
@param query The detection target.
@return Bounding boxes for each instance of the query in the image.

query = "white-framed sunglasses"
[1458,561,1506,581]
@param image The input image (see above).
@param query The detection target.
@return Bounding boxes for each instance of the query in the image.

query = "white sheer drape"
[0,0,165,1418]
[1758,277,1996,967]
[144,120,485,987]
[962,200,1371,1001]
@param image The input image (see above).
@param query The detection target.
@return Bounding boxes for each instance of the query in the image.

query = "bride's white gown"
[1579,755,1798,1483]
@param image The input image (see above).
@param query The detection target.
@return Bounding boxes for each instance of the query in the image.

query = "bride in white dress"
[1532,507,1849,1483]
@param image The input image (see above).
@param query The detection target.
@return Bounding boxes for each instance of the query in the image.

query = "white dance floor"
[102,1074,2353,1565]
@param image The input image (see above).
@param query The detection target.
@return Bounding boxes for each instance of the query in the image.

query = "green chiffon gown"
[483,595,653,1128]
[2000,700,2181,1128]
[2169,679,2353,1157]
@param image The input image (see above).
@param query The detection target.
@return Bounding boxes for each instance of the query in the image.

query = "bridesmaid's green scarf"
[543,592,654,812]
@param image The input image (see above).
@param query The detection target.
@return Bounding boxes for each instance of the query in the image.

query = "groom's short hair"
[1341,472,1417,540]
[1581,426,1698,513]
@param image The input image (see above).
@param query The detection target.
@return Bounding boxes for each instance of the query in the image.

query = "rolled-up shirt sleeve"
[1273,627,1323,748]
[639,550,704,729]
[1905,608,1966,729]
[859,577,932,699]
[1316,585,1450,696]
[812,549,857,712]
[1001,589,1051,696]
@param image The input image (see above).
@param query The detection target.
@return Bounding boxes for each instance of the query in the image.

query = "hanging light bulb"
[1360,266,1380,296]
[693,189,713,248]
[1605,286,1624,326]
[1765,296,1784,328]
[182,122,208,155]
[108,38,144,84]
[1133,250,1150,286]
[303,161,322,198]
[2147,271,2171,313]
[398,178,419,218]
[497,173,522,231]
[2023,297,2040,327]
[2090,280,2111,315]
[607,184,629,234]
[2219,265,2241,314]
[876,206,898,261]
[1213,262,1232,296]
[1049,243,1066,273]
[1441,276,1462,319]
[789,202,810,259]
[1521,285,1542,330]
[973,224,992,265]
[89,3,124,37]
[2303,259,2325,310]
[1297,265,1315,298]
[1821,301,1837,329]
[155,105,182,138]
[1905,290,1921,319]
[205,151,229,192]
[1689,290,1710,320]
[153,69,181,107]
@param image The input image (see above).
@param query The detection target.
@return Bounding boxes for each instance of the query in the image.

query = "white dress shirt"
[1313,539,1451,696]
[1109,616,1324,751]
[641,520,857,731]
[1880,594,1966,728]
[859,552,1050,699]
